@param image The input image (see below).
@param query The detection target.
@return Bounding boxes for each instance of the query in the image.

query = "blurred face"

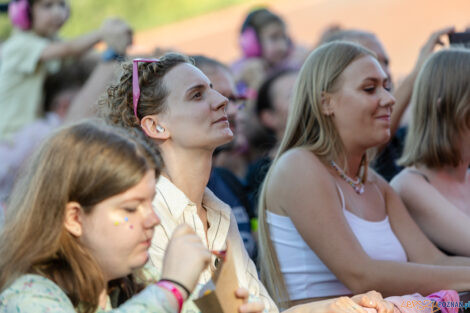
[80,170,159,281]
[202,66,242,135]
[259,22,290,65]
[31,0,68,38]
[328,55,395,150]
[269,72,298,138]
[159,63,233,150]
[356,35,392,84]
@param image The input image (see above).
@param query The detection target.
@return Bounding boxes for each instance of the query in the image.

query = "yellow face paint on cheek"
[111,213,135,229]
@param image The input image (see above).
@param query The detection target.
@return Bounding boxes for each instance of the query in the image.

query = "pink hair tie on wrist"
[132,58,159,122]
[156,280,184,313]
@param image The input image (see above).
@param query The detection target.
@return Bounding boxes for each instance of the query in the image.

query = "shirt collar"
[156,175,231,221]
[202,187,231,221]
[156,175,192,219]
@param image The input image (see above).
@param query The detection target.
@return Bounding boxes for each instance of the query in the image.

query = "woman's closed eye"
[124,207,137,213]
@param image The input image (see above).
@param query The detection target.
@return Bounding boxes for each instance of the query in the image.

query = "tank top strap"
[334,183,346,210]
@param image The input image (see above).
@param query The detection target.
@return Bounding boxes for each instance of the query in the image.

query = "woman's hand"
[161,224,211,297]
[324,296,369,313]
[235,287,264,313]
[414,26,455,73]
[352,291,395,313]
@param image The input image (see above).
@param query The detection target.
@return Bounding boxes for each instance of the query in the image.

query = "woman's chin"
[214,131,234,148]
[373,132,391,147]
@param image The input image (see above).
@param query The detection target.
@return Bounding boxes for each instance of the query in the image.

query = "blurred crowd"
[0,1,470,313]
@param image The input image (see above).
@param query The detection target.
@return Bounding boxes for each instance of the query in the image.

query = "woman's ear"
[321,91,334,116]
[64,202,83,237]
[141,115,170,140]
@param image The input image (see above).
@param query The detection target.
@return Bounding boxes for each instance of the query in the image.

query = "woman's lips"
[141,239,152,247]
[214,116,228,124]
[376,115,391,122]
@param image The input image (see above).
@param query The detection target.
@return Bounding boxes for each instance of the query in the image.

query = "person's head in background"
[0,120,160,311]
[8,0,69,38]
[319,29,392,86]
[399,48,470,169]
[43,58,96,118]
[240,8,291,66]
[256,68,298,145]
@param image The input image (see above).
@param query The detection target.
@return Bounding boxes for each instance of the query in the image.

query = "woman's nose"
[143,207,160,228]
[380,88,396,108]
[212,90,229,111]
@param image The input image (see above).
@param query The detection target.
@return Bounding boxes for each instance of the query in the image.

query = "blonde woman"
[101,52,394,313]
[391,48,470,257]
[258,41,470,309]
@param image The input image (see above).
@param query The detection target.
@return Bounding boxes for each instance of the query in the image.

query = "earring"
[156,125,164,133]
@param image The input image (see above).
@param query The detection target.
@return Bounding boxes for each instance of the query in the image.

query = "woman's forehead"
[341,55,387,83]
[164,63,211,91]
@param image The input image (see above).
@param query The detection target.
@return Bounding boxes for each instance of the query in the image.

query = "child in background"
[0,0,132,141]
[232,8,308,93]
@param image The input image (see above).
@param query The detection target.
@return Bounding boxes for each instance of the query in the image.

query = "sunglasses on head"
[132,58,159,121]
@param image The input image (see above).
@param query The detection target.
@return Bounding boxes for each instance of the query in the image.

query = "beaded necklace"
[330,161,364,195]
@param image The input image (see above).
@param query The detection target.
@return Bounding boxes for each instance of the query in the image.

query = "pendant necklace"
[330,161,365,195]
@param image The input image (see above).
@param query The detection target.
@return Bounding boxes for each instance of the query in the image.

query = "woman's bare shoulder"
[389,167,428,195]
[273,147,328,176]
[267,148,335,199]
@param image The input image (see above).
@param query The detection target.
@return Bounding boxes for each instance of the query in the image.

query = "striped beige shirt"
[148,176,278,313]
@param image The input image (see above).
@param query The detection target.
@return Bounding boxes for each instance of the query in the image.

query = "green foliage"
[0,0,253,41]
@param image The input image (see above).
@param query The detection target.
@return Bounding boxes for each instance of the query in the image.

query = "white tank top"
[266,185,407,299]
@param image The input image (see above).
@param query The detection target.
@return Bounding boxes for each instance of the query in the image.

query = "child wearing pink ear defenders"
[232,8,309,94]
[0,0,132,141]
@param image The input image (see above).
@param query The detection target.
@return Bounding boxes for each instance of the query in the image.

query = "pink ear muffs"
[240,27,262,58]
[8,0,31,30]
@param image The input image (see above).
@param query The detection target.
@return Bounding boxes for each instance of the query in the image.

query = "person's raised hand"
[100,18,133,55]
[414,26,455,73]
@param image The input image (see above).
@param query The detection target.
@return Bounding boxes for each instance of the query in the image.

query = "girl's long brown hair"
[0,120,160,313]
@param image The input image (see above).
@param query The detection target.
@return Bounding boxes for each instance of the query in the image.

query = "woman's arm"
[388,26,454,138]
[391,170,470,257]
[40,18,132,61]
[63,61,119,122]
[267,149,470,297]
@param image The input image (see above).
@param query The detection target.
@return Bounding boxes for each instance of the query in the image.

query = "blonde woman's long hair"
[258,42,374,308]
[399,48,470,168]
[0,120,160,313]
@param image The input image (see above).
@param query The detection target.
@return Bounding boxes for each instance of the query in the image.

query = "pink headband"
[132,58,160,121]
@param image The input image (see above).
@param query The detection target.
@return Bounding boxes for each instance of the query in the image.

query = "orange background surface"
[130,0,470,81]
